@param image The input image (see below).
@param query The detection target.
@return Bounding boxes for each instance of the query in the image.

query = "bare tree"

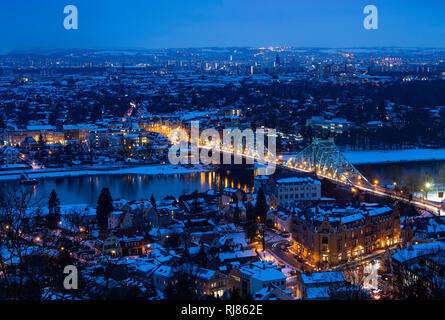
[65,208,88,244]
[0,189,56,298]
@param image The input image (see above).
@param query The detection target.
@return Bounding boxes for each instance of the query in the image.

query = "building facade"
[275,177,321,207]
[292,205,401,266]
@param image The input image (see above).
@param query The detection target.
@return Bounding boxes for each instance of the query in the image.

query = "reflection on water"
[2,161,444,206]
[357,160,445,191]
[0,170,254,206]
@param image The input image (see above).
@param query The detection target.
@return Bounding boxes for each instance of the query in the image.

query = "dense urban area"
[0,47,445,300]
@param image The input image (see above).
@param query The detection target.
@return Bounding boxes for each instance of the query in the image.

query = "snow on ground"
[413,191,445,202]
[1,148,444,181]
[280,148,445,165]
[343,148,445,165]
[0,164,210,181]
[260,251,296,275]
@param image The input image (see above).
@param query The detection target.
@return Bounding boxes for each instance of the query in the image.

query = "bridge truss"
[286,138,371,187]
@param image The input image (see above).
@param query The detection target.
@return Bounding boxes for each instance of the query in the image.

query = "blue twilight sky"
[0,0,444,52]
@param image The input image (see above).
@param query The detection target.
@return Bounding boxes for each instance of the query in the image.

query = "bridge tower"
[287,138,371,187]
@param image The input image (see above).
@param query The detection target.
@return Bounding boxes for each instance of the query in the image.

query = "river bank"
[1,147,444,182]
[343,148,445,165]
[0,163,211,181]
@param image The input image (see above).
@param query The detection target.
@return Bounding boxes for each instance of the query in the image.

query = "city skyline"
[1,1,445,305]
[1,0,445,52]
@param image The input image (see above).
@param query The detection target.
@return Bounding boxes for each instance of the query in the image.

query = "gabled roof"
[301,271,345,285]
[392,241,445,264]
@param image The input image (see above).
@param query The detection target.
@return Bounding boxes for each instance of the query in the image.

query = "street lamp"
[257,216,266,253]
[425,182,432,200]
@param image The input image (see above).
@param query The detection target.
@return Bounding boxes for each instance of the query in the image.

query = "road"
[329,250,385,271]
[199,144,444,215]
[266,236,387,273]
[266,240,308,272]
[283,163,443,216]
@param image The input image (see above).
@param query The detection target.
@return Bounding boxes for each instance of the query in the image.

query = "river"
[0,160,444,206]
[357,160,445,189]
[0,169,255,206]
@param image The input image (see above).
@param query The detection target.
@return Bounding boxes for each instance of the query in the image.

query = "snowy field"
[280,148,445,165]
[343,148,445,165]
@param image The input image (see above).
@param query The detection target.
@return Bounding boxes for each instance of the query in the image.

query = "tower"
[275,54,281,67]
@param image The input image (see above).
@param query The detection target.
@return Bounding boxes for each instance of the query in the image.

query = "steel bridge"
[282,138,443,215]
[285,138,371,187]
[194,136,444,215]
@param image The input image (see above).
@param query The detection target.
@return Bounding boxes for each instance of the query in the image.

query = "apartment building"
[275,177,321,206]
[292,204,401,266]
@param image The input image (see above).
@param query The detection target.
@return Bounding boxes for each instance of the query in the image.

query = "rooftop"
[301,271,345,285]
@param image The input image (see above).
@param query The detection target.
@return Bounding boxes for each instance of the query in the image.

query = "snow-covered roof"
[218,249,255,262]
[392,241,445,264]
[239,261,285,282]
[251,267,286,282]
[306,286,331,299]
[276,177,321,185]
[154,265,173,277]
[301,271,345,285]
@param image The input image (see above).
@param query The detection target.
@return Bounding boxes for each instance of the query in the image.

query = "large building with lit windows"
[291,204,401,266]
[254,175,321,207]
[275,177,321,206]
[305,116,354,135]
[3,125,65,146]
